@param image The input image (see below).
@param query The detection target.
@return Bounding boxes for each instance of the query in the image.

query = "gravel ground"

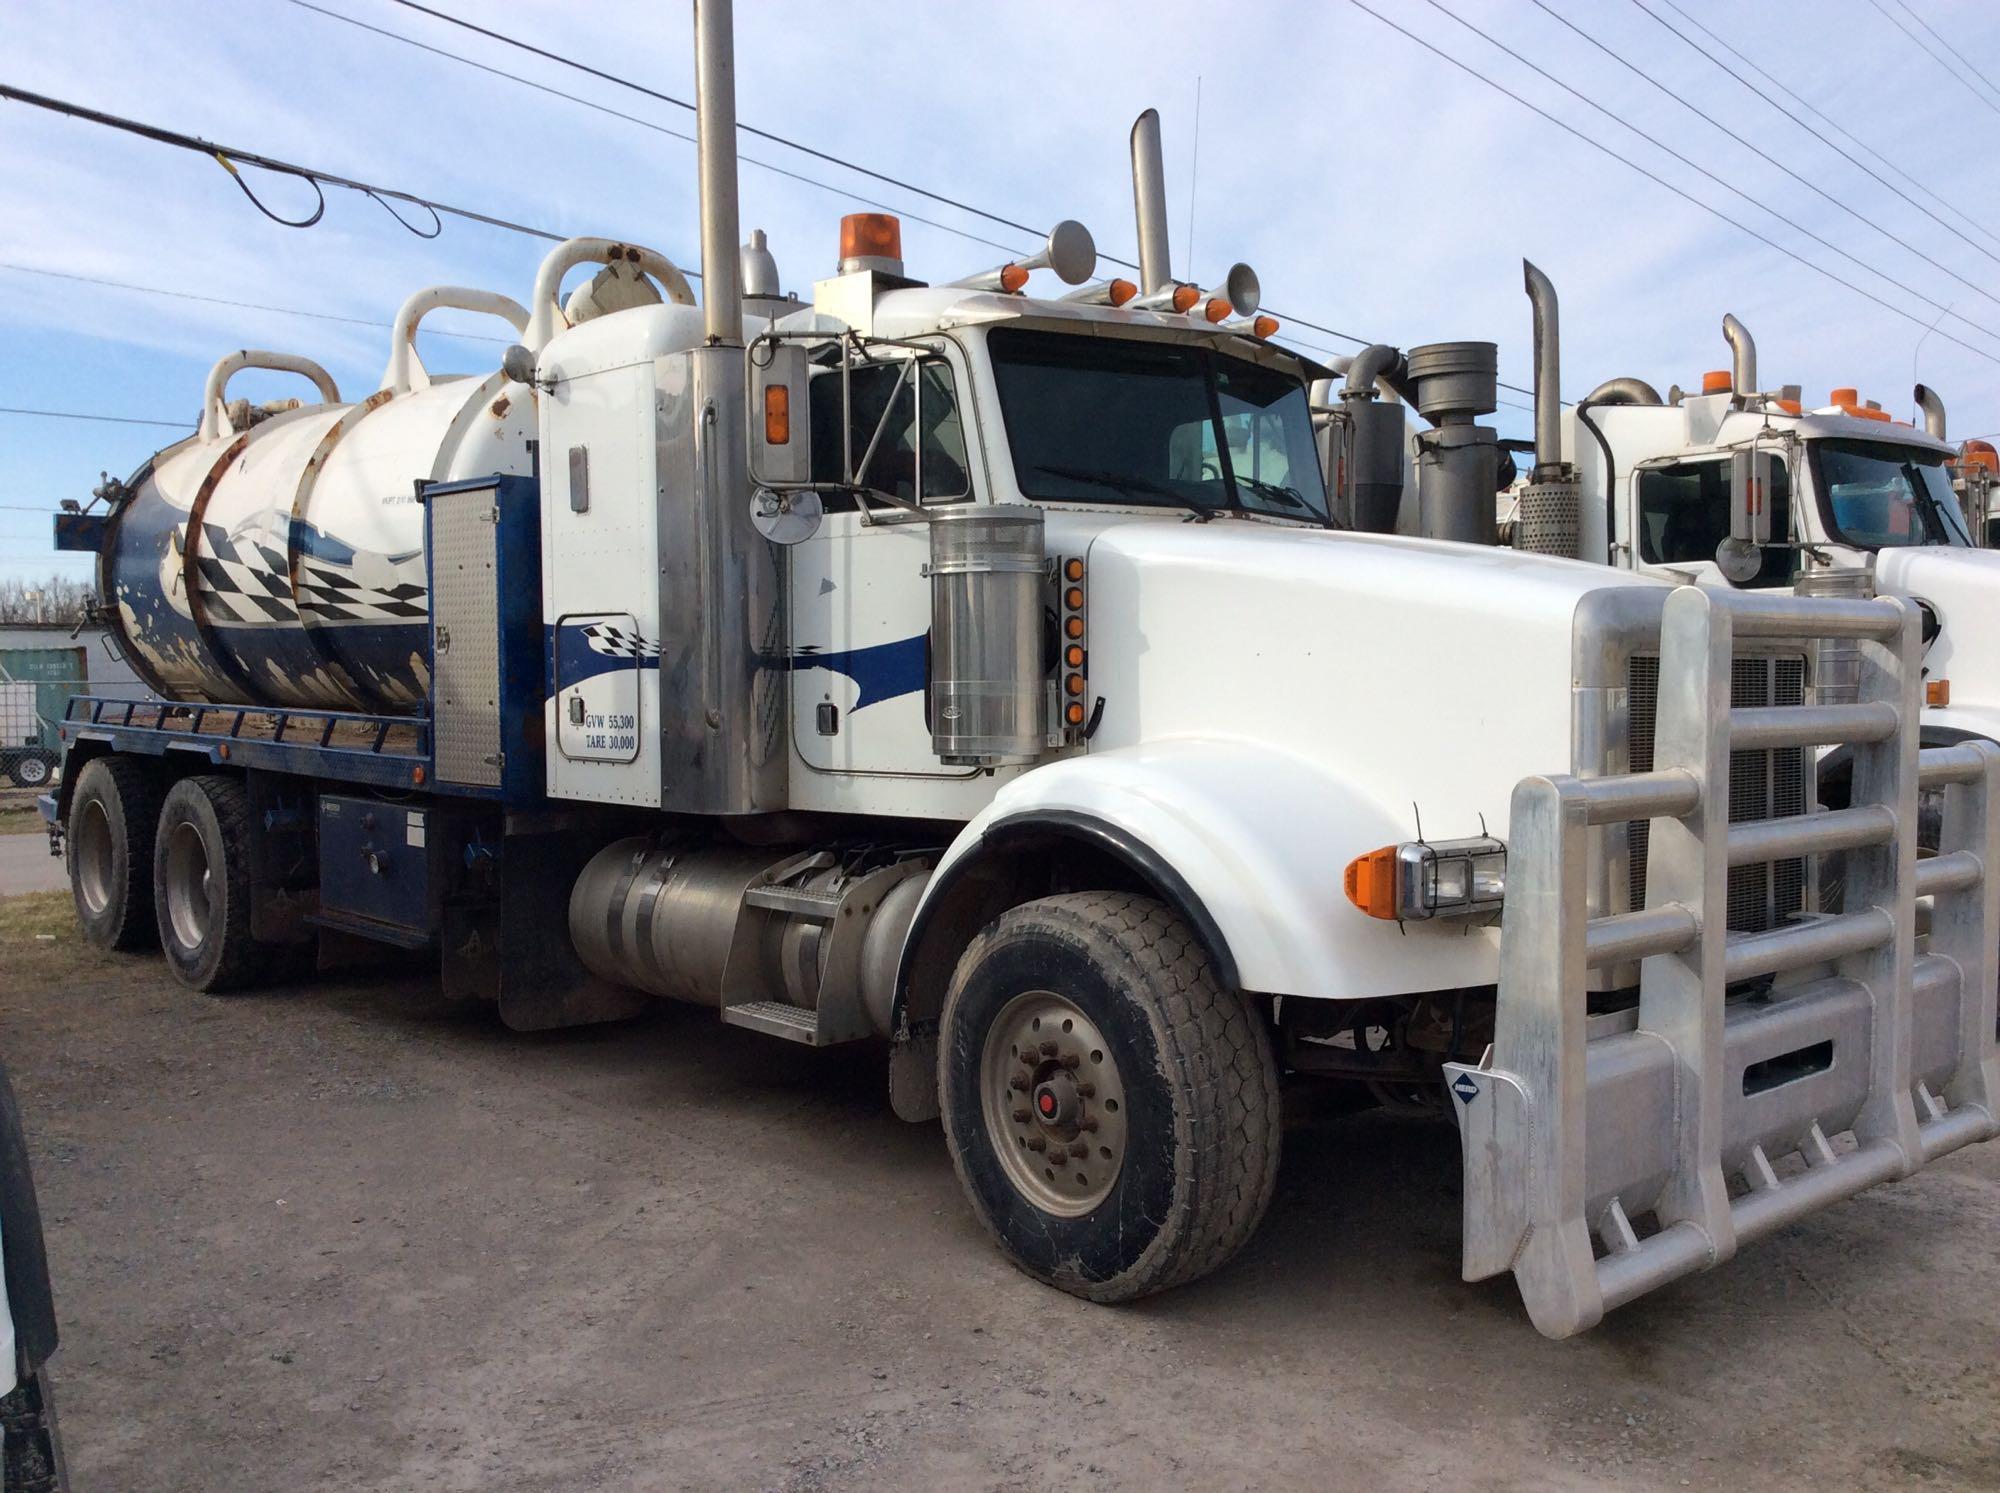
[2,879,1997,1491]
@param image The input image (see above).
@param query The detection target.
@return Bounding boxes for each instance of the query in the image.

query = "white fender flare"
[893,739,1504,1030]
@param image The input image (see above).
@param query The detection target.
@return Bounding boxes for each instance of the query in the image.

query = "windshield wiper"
[1231,475,1312,512]
[1029,462,1217,518]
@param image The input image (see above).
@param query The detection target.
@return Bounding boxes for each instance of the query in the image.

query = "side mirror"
[1717,447,1775,582]
[500,343,538,387]
[1729,447,1775,545]
[750,487,823,545]
[749,340,812,487]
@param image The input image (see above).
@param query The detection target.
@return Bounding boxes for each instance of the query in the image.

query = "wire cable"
[1652,0,2000,255]
[0,263,512,343]
[1521,0,2000,328]
[1625,0,2000,275]
[0,405,189,429]
[0,81,571,244]
[1341,0,2000,368]
[213,151,325,227]
[1868,0,2000,118]
[282,0,1030,259]
[377,0,1055,244]
[306,1,1544,396]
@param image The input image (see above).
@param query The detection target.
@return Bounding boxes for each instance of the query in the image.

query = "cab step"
[721,999,832,1044]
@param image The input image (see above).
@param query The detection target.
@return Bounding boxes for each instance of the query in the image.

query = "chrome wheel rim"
[980,989,1128,1217]
[162,820,214,952]
[73,798,114,917]
[16,756,49,786]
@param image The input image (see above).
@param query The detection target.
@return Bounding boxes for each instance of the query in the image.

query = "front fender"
[902,739,1502,1009]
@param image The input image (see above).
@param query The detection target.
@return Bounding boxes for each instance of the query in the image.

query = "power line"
[0,81,574,246]
[376,0,1054,245]
[0,263,512,343]
[284,0,1029,260]
[313,1,1539,395]
[0,405,189,429]
[1519,0,2000,333]
[1625,0,2000,276]
[1868,0,2000,118]
[1340,0,2000,368]
[1652,0,2000,256]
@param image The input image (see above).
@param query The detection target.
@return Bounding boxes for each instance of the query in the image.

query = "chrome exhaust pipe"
[694,0,742,345]
[1522,260,1563,477]
[1130,109,1172,295]
[1915,382,1947,441]
[1722,313,1756,402]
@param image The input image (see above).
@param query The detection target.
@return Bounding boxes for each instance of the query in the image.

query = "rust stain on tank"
[490,395,511,419]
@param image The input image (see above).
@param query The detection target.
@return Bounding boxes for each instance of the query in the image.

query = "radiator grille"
[1627,653,1808,933]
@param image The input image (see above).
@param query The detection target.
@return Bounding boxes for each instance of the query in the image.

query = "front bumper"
[1447,586,1999,1337]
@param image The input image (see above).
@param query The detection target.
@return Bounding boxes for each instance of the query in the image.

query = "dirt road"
[2,882,1997,1491]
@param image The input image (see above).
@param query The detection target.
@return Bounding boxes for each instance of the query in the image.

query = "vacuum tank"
[93,242,693,713]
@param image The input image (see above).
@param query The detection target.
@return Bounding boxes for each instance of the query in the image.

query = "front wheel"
[939,892,1282,1302]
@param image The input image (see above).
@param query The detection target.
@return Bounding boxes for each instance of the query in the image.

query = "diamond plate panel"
[430,492,502,787]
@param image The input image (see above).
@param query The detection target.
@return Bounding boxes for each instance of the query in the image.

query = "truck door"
[1631,455,1794,588]
[789,347,985,781]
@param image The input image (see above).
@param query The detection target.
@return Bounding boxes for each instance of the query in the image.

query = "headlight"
[1344,835,1507,922]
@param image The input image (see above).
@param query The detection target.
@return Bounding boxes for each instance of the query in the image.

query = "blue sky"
[6,0,2000,584]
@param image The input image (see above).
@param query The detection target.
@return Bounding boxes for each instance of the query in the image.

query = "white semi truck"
[39,0,2000,1338]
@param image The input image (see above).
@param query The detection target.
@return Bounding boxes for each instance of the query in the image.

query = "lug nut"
[1009,1073,1030,1091]
[1040,1040,1059,1057]
[1059,1053,1080,1070]
[1080,1117,1099,1133]
[1012,1108,1031,1124]
[1068,1141,1090,1159]
[1077,1083,1096,1098]
[1026,1136,1047,1152]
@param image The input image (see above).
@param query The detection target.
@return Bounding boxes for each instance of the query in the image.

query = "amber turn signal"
[763,385,790,445]
[1343,846,1399,920]
[1063,557,1085,581]
[1928,678,1952,707]
[999,263,1030,294]
[1170,284,1200,313]
[1107,278,1138,307]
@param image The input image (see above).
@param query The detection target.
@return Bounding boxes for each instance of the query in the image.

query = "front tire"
[152,775,265,993]
[67,755,162,951]
[939,892,1281,1302]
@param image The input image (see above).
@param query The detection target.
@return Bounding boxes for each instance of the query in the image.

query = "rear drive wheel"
[153,775,264,993]
[67,755,162,951]
[8,751,53,789]
[939,891,1282,1302]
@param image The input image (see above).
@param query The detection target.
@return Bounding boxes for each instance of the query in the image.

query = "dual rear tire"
[67,759,281,992]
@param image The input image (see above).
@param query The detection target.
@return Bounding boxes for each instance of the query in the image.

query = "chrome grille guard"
[1447,586,2000,1338]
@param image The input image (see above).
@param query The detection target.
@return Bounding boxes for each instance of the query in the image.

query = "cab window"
[1636,457,1793,587]
[809,357,970,506]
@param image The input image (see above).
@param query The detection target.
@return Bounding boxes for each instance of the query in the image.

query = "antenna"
[1185,76,1203,283]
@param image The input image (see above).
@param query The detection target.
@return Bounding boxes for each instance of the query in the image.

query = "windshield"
[985,327,1329,521]
[1811,438,1970,549]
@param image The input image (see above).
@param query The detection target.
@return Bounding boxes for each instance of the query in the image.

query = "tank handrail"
[524,237,697,350]
[200,351,341,440]
[384,287,530,395]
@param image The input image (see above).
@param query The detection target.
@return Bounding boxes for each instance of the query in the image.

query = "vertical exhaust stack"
[694,0,743,345]
[1915,383,1947,441]
[1130,109,1173,295]
[1722,314,1755,405]
[1517,261,1581,558]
